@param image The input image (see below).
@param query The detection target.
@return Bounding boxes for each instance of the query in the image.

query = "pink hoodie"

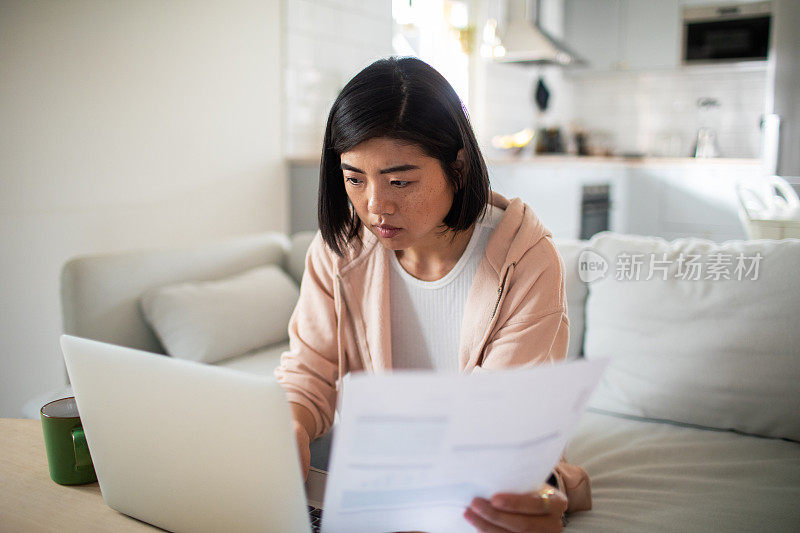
[275,191,591,512]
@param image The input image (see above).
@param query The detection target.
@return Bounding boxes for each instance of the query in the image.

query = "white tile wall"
[481,62,767,160]
[283,0,393,158]
[567,64,767,158]
[480,62,574,150]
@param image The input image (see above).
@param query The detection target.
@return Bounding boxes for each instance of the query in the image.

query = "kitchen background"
[286,0,772,160]
[285,0,799,243]
[0,0,797,418]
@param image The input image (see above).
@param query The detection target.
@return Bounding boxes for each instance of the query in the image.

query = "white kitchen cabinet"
[620,170,661,236]
[564,0,622,71]
[488,160,627,240]
[565,0,680,71]
[486,158,759,242]
[490,164,582,238]
[622,0,680,70]
[649,165,750,241]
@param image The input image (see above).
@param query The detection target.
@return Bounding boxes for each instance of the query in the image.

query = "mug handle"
[72,428,92,468]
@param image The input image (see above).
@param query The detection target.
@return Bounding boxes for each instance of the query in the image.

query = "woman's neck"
[394,225,476,282]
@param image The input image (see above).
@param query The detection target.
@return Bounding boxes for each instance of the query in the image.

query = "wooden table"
[0,418,157,532]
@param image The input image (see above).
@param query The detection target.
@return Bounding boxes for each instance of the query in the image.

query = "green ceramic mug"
[40,397,97,485]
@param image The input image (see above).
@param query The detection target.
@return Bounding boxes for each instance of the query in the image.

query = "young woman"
[275,57,590,532]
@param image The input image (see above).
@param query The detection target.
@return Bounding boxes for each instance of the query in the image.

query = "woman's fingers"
[464,506,512,533]
[490,487,568,516]
[466,497,564,533]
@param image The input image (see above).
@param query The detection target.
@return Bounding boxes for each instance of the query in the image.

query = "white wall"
[283,0,393,158]
[0,0,284,417]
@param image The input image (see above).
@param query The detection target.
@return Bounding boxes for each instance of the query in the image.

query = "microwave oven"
[682,1,771,63]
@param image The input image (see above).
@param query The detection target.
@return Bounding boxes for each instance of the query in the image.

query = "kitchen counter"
[485,156,764,243]
[287,154,764,241]
[486,155,762,167]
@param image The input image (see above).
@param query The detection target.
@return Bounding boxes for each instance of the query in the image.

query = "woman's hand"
[289,403,316,482]
[464,485,568,532]
[293,420,311,481]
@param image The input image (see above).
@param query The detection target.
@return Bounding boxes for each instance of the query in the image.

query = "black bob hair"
[318,56,491,256]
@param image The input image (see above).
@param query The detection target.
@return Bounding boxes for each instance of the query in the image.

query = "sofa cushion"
[565,410,800,532]
[140,266,299,364]
[553,239,589,360]
[583,232,800,441]
[214,342,289,378]
[61,232,290,356]
[286,231,316,286]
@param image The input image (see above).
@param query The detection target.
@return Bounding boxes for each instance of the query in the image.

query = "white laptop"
[60,334,327,533]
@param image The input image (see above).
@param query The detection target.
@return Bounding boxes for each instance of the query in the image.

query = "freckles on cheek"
[348,197,367,222]
[406,196,431,224]
[348,192,365,212]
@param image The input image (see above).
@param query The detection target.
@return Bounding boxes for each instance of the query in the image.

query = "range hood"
[495,0,586,66]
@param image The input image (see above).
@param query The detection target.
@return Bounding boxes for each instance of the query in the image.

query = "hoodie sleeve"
[479,308,569,370]
[479,237,592,513]
[274,233,340,440]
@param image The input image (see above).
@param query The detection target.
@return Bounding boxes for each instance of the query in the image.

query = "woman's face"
[340,137,462,253]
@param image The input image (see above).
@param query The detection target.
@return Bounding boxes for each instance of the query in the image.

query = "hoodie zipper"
[490,261,516,319]
[473,261,517,369]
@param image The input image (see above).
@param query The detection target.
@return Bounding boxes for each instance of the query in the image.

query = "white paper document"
[321,358,608,533]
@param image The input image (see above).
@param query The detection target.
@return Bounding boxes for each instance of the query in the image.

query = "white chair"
[736,176,800,239]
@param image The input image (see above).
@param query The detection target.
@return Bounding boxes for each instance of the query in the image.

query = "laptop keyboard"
[307,506,323,532]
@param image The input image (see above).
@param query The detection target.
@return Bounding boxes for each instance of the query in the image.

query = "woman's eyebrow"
[379,164,419,174]
[340,163,420,174]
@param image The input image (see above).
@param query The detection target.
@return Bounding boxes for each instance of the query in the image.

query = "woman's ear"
[451,148,467,187]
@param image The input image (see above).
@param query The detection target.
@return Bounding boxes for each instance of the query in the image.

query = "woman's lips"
[375,225,401,239]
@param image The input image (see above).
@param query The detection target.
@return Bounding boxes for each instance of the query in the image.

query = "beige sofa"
[23,232,312,418]
[37,230,800,532]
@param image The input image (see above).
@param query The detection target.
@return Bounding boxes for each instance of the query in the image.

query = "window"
[392,0,471,105]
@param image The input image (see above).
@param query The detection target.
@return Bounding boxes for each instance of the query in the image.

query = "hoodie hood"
[485,191,552,274]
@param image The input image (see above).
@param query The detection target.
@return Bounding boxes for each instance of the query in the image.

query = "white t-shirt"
[390,205,503,373]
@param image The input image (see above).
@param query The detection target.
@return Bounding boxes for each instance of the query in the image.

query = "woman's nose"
[367,185,394,215]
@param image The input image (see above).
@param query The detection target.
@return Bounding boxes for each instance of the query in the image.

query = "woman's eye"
[345,177,362,185]
[391,180,411,187]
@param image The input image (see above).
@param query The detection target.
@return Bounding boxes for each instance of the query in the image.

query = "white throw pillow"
[140,265,299,364]
[583,232,800,441]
